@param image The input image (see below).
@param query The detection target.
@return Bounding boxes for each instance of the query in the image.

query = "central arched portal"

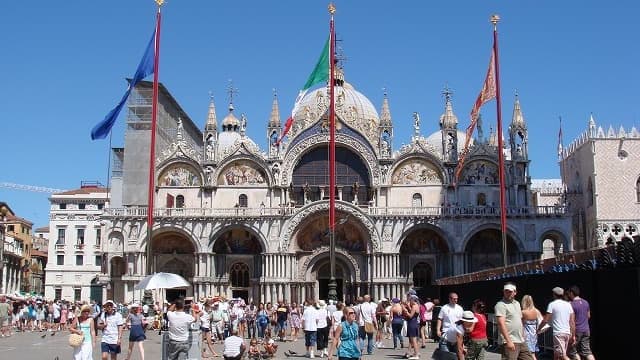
[316,261,345,302]
[150,231,197,301]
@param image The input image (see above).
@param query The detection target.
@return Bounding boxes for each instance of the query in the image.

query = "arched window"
[587,178,594,207]
[636,176,640,202]
[230,262,250,288]
[176,195,185,208]
[412,193,422,207]
[238,194,248,207]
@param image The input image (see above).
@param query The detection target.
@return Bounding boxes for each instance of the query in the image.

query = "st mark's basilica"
[99,66,570,303]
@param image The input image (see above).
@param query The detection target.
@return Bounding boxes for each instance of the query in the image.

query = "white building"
[559,116,640,249]
[97,74,571,304]
[44,183,109,301]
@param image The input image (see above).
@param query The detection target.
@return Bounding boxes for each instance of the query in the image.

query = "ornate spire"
[379,88,392,126]
[205,92,217,131]
[511,92,526,128]
[588,113,597,138]
[269,89,281,127]
[439,86,458,128]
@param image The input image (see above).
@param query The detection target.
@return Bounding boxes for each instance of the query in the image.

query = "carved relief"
[218,161,266,186]
[382,223,393,242]
[460,160,498,185]
[391,160,442,185]
[281,202,380,252]
[160,164,201,187]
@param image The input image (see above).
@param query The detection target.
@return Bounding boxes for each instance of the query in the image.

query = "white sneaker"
[310,352,315,358]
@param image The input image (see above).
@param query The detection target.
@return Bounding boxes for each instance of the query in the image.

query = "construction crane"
[0,182,67,194]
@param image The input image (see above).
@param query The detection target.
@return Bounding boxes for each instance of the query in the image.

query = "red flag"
[454,48,497,184]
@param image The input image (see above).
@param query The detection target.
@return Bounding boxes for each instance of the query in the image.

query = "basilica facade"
[99,74,570,304]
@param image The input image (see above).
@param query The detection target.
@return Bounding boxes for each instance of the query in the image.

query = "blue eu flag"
[91,29,156,140]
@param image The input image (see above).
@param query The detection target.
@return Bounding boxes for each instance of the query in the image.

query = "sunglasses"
[347,311,355,315]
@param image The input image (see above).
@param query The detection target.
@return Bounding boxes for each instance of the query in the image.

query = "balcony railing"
[104,204,566,219]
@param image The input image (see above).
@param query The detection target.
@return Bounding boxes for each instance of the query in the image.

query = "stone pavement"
[0,329,509,360]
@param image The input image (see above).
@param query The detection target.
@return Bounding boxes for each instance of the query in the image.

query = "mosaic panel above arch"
[460,160,498,185]
[217,160,267,186]
[391,159,443,185]
[159,163,201,187]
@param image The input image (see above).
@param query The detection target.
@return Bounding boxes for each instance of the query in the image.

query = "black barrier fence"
[430,266,639,360]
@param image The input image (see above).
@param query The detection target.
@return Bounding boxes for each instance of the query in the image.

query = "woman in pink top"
[466,299,488,360]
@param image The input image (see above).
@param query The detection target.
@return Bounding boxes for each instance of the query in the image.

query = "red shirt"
[469,312,487,340]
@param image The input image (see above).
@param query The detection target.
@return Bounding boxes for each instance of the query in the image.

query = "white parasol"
[134,272,190,290]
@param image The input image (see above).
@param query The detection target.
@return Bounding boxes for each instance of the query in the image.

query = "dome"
[291,82,379,143]
[425,130,473,155]
[222,111,240,128]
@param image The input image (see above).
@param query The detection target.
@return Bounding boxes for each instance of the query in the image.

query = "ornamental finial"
[155,0,165,7]
[490,14,500,29]
[328,3,336,15]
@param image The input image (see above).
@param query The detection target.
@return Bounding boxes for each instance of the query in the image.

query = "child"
[248,338,261,359]
[262,332,278,358]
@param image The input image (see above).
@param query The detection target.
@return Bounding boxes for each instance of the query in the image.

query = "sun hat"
[103,300,116,306]
[317,299,326,307]
[461,310,478,323]
[80,305,92,313]
[552,287,564,296]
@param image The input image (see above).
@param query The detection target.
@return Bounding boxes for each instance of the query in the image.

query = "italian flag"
[276,37,330,145]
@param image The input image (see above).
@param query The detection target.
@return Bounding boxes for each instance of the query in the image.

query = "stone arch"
[463,227,521,272]
[141,225,201,253]
[396,223,453,254]
[539,228,569,258]
[461,223,524,253]
[389,154,446,186]
[293,210,369,253]
[281,133,381,187]
[216,157,270,187]
[209,225,266,254]
[281,201,380,252]
[299,246,361,282]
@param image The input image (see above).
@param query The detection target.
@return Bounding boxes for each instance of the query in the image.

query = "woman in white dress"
[69,305,96,360]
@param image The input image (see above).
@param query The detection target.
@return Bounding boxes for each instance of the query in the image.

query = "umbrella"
[134,272,190,290]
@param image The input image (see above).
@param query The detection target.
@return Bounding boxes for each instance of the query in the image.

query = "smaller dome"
[217,131,241,155]
[222,104,240,128]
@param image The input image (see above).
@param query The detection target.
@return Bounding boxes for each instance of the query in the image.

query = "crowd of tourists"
[0,283,596,360]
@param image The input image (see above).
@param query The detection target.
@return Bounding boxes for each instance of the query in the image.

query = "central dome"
[291,82,379,142]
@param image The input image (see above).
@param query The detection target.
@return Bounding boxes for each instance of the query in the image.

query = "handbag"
[360,306,375,333]
[68,333,84,348]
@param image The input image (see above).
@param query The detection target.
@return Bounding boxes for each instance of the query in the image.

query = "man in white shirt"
[436,292,463,341]
[538,287,575,360]
[357,294,377,355]
[97,300,124,360]
[167,299,200,360]
[302,299,319,358]
[223,327,245,360]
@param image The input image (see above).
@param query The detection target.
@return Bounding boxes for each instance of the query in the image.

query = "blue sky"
[1,1,639,228]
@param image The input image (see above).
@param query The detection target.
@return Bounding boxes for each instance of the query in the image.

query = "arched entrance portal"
[109,256,126,302]
[465,229,518,272]
[211,228,263,303]
[316,262,345,301]
[399,226,449,282]
[150,231,196,300]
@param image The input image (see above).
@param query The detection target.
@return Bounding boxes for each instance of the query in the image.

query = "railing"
[104,205,566,219]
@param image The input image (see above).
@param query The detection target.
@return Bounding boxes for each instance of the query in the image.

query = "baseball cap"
[552,287,564,296]
[503,284,517,292]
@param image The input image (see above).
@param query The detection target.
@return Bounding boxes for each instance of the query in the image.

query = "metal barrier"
[485,313,554,357]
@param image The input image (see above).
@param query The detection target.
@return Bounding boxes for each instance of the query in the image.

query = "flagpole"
[491,15,508,267]
[146,1,163,274]
[327,2,338,302]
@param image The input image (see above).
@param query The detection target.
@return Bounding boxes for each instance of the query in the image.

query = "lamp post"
[0,204,9,294]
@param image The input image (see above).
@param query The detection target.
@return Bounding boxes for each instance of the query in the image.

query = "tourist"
[200,301,220,358]
[437,292,463,343]
[302,299,319,358]
[167,299,201,360]
[538,287,575,360]
[567,286,595,360]
[375,298,389,348]
[288,301,302,341]
[223,327,246,360]
[420,297,434,347]
[390,297,404,349]
[327,306,360,360]
[403,294,421,360]
[495,282,533,360]
[316,299,330,358]
[124,303,146,360]
[70,305,96,360]
[466,299,489,360]
[356,294,377,355]
[439,310,478,359]
[0,295,10,337]
[521,295,543,359]
[97,300,125,360]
